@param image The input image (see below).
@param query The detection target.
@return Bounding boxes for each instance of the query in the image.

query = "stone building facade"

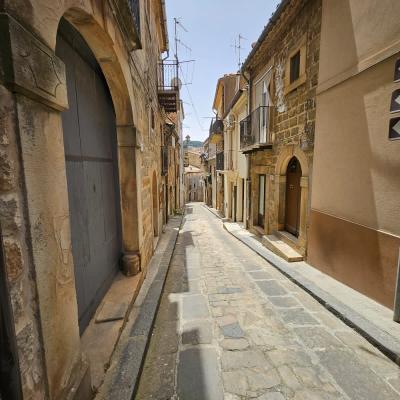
[241,0,321,258]
[0,0,180,398]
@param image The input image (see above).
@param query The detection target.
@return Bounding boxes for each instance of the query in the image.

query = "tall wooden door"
[258,175,266,228]
[56,20,122,333]
[285,157,302,236]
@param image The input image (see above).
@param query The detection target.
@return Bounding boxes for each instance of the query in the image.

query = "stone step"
[261,234,304,262]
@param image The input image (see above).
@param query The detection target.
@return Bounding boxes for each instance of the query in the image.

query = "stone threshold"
[223,220,400,367]
[95,215,183,400]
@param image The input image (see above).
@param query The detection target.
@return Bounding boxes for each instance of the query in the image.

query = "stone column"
[0,13,88,399]
[117,125,141,276]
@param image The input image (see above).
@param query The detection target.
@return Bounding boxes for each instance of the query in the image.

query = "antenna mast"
[232,34,246,71]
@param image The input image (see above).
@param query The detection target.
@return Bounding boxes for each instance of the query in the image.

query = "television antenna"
[231,34,247,70]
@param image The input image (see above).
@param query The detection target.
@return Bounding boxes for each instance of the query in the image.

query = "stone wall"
[0,0,170,397]
[248,0,322,251]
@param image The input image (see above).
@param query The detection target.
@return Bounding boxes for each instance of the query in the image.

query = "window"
[151,109,155,131]
[284,35,307,94]
[290,51,300,83]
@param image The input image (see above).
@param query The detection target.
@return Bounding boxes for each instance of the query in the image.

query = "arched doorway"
[285,157,302,237]
[152,172,159,238]
[56,18,122,333]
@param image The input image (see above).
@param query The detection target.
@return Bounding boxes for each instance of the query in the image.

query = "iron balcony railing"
[209,118,224,136]
[216,151,224,171]
[240,106,273,149]
[110,0,141,50]
[127,0,141,39]
[158,61,179,112]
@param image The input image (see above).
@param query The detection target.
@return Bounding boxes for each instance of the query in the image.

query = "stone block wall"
[249,0,322,244]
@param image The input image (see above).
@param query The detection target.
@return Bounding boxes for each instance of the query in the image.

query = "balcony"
[111,0,141,50]
[240,106,273,152]
[158,61,179,113]
[216,151,224,171]
[209,118,224,144]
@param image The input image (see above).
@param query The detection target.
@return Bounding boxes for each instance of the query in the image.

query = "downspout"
[241,69,252,228]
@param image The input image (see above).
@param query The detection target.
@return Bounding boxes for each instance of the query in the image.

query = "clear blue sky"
[165,0,281,142]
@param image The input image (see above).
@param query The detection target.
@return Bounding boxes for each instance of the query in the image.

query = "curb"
[97,215,184,399]
[223,222,400,367]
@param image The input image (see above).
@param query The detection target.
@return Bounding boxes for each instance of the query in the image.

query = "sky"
[165,0,281,142]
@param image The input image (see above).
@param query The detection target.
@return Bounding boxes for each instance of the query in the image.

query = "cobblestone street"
[135,203,400,400]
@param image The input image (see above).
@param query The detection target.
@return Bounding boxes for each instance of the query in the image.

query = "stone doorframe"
[274,145,309,250]
[0,5,142,398]
[251,165,270,233]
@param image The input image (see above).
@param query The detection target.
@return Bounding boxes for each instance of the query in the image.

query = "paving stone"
[216,315,237,326]
[256,280,287,296]
[257,391,285,400]
[246,368,281,391]
[221,338,250,350]
[294,326,342,349]
[222,371,248,396]
[243,264,263,271]
[222,350,269,370]
[281,308,319,325]
[249,271,273,280]
[182,320,213,345]
[178,347,224,400]
[221,322,245,338]
[182,295,209,319]
[293,389,342,400]
[268,296,299,308]
[217,287,242,294]
[278,365,302,391]
[268,349,312,368]
[317,348,400,400]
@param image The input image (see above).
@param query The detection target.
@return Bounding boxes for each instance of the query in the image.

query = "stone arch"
[274,145,310,251]
[275,144,309,177]
[55,7,141,261]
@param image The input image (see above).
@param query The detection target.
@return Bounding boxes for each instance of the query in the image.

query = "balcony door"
[255,71,271,143]
[258,175,266,228]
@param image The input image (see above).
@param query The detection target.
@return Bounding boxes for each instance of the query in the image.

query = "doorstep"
[95,215,183,400]
[223,221,400,366]
[81,271,143,391]
[262,234,304,262]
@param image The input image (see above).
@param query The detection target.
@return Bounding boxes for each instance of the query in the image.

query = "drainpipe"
[241,69,252,229]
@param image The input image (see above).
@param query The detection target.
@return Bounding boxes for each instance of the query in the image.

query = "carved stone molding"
[0,13,68,111]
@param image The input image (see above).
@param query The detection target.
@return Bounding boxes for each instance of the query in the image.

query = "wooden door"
[257,175,266,228]
[57,19,122,333]
[285,157,302,236]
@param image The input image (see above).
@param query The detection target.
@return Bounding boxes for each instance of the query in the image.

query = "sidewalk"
[220,219,400,366]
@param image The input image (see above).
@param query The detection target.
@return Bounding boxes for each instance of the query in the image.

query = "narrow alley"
[135,203,400,400]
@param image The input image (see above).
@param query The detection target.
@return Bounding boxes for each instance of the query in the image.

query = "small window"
[290,51,300,83]
[151,108,155,131]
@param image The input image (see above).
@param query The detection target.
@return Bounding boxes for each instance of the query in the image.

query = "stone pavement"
[135,203,400,400]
